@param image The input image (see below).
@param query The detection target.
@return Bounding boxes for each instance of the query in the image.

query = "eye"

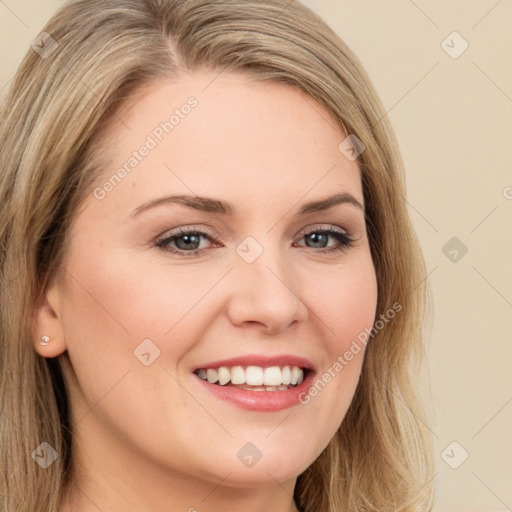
[155,226,354,258]
[295,227,354,254]
[156,227,216,257]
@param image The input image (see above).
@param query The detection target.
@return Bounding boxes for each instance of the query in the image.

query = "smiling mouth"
[193,365,308,391]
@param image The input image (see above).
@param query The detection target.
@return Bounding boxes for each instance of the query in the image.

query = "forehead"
[86,70,363,215]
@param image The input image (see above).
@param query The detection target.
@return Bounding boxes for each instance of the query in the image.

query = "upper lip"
[193,354,315,372]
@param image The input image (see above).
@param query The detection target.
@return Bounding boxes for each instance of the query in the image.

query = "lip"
[194,368,316,412]
[192,353,315,372]
[192,354,316,412]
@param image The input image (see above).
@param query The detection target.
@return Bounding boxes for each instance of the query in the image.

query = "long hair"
[0,1,435,510]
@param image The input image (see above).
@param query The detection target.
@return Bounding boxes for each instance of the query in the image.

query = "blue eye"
[298,227,353,253]
[156,226,354,258]
[156,227,214,257]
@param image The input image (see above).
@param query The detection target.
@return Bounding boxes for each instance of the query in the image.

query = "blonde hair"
[0,0,435,510]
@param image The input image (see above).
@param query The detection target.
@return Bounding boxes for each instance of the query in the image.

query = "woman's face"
[36,70,377,503]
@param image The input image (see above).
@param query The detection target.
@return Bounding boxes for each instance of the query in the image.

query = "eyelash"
[155,226,354,258]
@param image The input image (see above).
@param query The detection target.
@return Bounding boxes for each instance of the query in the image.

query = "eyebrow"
[129,192,364,219]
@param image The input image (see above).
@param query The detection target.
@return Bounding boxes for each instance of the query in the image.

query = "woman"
[0,0,434,510]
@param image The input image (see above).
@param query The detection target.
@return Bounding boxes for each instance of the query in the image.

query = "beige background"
[1,1,511,510]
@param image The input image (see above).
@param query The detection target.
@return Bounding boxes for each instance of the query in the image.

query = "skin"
[33,70,378,512]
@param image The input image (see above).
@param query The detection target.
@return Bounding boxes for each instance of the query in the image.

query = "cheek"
[59,248,234,428]
[63,245,219,344]
[307,257,378,349]
[296,257,377,424]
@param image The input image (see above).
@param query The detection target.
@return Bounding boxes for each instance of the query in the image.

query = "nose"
[226,245,309,335]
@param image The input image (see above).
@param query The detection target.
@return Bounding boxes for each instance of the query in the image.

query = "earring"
[40,335,51,346]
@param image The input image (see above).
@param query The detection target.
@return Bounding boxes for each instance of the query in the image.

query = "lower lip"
[194,371,315,412]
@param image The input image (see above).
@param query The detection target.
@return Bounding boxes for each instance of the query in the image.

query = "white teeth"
[245,366,264,386]
[196,365,306,388]
[290,366,301,385]
[217,366,230,385]
[281,366,291,385]
[206,368,218,384]
[238,385,283,392]
[230,365,245,384]
[263,366,282,386]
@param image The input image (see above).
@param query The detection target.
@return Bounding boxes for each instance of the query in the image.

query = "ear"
[32,278,68,358]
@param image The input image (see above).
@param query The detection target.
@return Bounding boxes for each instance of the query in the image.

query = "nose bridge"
[227,234,308,332]
[236,233,290,291]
